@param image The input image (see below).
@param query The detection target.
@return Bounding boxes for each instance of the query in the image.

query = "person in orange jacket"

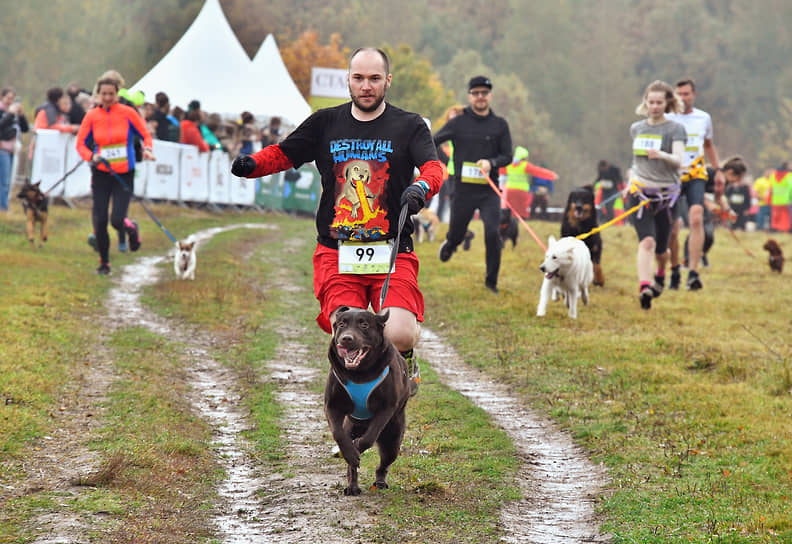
[76,73,155,275]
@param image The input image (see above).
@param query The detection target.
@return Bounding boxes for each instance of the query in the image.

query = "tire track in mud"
[419,329,611,543]
[14,222,610,543]
[107,225,372,543]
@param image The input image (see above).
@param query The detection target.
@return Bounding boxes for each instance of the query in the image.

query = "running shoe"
[96,262,111,276]
[87,233,98,252]
[125,218,141,252]
[650,274,665,298]
[462,230,475,251]
[669,267,681,290]
[438,240,455,262]
[687,270,703,290]
[402,349,420,397]
[485,281,499,294]
[640,286,653,310]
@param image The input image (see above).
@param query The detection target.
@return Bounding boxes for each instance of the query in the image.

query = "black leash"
[42,159,84,196]
[379,204,409,310]
[97,157,179,243]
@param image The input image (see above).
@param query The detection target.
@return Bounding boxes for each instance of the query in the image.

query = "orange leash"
[484,173,547,252]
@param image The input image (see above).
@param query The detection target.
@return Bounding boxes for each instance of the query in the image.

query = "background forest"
[2,0,791,200]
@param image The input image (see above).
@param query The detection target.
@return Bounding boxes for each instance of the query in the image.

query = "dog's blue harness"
[333,366,390,420]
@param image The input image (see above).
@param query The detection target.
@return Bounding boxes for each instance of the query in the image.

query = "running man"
[230,47,443,393]
[666,77,721,290]
[434,75,512,294]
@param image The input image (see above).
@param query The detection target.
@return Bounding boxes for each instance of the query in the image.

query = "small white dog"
[536,235,593,319]
[174,236,197,280]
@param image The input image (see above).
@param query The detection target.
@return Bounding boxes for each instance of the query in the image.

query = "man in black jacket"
[434,76,512,293]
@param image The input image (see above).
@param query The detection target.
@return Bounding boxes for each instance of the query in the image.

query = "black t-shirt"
[433,107,512,186]
[596,165,622,196]
[279,102,437,250]
[726,184,751,215]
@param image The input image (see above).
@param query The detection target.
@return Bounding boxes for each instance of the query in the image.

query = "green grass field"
[0,202,790,543]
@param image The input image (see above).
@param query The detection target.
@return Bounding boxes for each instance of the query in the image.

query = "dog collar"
[333,366,390,420]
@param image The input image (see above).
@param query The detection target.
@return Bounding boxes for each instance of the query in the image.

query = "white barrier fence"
[30,129,255,206]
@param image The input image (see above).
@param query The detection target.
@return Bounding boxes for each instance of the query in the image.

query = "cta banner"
[310,67,349,111]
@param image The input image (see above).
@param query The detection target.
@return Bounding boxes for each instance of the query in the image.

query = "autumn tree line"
[2,0,791,201]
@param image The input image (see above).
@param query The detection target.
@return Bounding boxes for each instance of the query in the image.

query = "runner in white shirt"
[665,78,722,290]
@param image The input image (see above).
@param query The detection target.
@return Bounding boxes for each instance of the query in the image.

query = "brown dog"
[17,181,49,247]
[763,239,784,273]
[325,307,410,496]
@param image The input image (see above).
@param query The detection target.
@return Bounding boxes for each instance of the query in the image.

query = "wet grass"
[2,202,790,542]
[143,212,522,543]
[417,219,792,543]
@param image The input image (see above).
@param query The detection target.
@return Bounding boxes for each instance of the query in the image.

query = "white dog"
[174,236,197,280]
[536,235,593,319]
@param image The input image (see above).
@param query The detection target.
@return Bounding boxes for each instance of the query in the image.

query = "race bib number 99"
[633,134,662,156]
[338,241,394,274]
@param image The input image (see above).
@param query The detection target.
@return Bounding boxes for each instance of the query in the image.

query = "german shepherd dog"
[499,208,519,248]
[17,180,49,247]
[325,307,411,496]
[561,186,604,286]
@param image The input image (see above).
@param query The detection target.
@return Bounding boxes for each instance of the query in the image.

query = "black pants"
[446,184,502,287]
[91,168,134,264]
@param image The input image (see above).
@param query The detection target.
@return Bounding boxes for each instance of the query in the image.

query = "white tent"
[250,34,312,126]
[130,0,310,125]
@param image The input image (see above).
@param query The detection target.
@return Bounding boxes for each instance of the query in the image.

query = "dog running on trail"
[325,308,412,496]
[17,180,49,248]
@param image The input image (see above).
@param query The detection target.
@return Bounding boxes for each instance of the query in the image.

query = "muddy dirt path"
[15,223,610,543]
[105,225,373,543]
[419,329,611,543]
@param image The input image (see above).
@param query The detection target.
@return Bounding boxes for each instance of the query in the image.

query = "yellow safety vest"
[505,161,530,191]
[770,171,792,206]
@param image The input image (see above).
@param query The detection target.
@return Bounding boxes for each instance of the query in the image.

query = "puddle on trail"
[419,329,611,544]
[107,224,275,542]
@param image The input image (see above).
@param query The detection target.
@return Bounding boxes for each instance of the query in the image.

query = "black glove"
[400,184,426,215]
[231,155,256,177]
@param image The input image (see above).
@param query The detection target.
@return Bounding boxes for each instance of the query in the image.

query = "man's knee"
[383,307,419,352]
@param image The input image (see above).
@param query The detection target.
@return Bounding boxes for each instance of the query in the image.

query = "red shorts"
[312,244,425,334]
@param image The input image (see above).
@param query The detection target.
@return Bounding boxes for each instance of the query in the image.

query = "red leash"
[483,174,547,252]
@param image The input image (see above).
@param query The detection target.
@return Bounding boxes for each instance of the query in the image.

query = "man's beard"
[351,90,386,113]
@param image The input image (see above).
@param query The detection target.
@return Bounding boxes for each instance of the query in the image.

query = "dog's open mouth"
[545,269,560,280]
[336,346,369,369]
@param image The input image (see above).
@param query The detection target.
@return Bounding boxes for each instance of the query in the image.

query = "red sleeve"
[249,145,293,178]
[180,122,208,152]
[127,106,154,149]
[33,110,49,130]
[416,159,444,199]
[75,110,94,161]
[524,161,558,180]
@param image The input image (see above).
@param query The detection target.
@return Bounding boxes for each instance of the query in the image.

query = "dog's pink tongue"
[336,345,348,359]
